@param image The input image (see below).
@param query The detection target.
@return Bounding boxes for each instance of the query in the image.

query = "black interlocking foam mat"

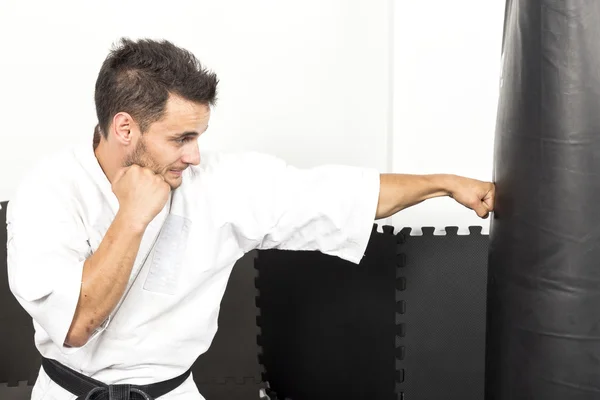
[0,381,33,400]
[192,250,263,398]
[196,377,264,400]
[255,224,398,400]
[396,226,489,400]
[0,201,42,386]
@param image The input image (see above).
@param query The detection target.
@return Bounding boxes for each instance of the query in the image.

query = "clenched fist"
[448,176,495,219]
[112,165,171,228]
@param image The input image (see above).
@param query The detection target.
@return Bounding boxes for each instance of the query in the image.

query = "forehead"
[153,95,210,132]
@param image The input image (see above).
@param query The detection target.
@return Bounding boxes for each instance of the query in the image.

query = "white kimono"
[6,143,380,399]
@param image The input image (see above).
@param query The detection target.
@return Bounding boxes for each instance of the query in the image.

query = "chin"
[167,178,183,190]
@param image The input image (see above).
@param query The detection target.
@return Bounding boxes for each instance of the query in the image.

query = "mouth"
[169,169,185,177]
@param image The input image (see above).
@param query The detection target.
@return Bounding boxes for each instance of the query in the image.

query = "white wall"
[391,0,505,234]
[0,0,505,233]
[0,0,390,199]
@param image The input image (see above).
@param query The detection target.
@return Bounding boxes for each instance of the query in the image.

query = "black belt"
[41,357,191,399]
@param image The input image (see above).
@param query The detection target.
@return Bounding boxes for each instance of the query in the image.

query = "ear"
[111,112,139,144]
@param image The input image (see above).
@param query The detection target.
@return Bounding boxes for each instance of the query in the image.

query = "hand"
[448,176,495,219]
[112,165,171,228]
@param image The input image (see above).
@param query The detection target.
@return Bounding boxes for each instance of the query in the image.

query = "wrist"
[443,174,460,197]
[428,174,456,198]
[114,211,149,234]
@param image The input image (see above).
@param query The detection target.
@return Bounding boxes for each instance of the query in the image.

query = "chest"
[81,192,243,297]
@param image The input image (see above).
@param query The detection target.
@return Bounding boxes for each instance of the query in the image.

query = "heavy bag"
[486,1,600,399]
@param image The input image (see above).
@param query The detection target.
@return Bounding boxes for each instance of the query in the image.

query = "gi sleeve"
[6,189,89,353]
[212,152,381,264]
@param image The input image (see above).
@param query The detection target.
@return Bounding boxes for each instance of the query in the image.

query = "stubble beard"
[123,138,178,189]
[123,137,163,173]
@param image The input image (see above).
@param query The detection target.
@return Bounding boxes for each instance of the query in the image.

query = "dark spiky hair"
[94,37,218,138]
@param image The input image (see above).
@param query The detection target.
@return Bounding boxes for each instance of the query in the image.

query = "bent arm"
[65,212,146,347]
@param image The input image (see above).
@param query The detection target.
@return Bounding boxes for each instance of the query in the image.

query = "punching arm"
[376,173,495,219]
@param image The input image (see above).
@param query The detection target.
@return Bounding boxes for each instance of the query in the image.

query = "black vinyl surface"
[397,227,489,400]
[255,225,399,400]
[486,1,600,398]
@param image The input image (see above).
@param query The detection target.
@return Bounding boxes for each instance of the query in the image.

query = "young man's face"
[124,95,210,190]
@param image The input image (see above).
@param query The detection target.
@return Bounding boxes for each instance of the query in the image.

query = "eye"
[175,136,194,145]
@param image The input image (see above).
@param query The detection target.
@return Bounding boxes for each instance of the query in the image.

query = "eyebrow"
[171,126,209,139]
[172,131,198,139]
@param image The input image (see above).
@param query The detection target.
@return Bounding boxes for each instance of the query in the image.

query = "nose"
[182,141,201,166]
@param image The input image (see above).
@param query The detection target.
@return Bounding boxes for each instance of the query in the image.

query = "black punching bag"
[485,1,600,399]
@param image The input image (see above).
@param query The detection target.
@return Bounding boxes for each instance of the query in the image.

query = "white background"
[0,0,505,234]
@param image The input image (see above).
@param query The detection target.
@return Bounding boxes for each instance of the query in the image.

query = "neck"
[94,140,123,185]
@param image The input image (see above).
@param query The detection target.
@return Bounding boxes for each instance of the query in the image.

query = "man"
[6,38,495,399]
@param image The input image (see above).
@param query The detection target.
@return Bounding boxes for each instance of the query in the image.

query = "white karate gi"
[6,143,380,399]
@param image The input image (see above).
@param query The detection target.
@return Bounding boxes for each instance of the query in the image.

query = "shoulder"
[185,150,288,183]
[198,150,286,171]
